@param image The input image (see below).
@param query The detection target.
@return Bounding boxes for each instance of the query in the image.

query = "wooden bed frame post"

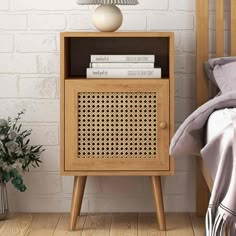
[196,0,210,216]
[231,0,236,56]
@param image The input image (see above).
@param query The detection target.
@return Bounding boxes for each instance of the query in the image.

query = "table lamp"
[76,0,139,32]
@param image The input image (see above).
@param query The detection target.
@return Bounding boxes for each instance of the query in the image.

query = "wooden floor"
[0,213,205,236]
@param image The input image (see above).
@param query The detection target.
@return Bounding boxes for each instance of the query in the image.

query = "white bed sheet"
[206,108,236,143]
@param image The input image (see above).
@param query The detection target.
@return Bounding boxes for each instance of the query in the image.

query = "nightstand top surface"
[61,31,174,38]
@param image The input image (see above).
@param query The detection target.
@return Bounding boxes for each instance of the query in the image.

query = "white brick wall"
[0,100,59,122]
[69,14,94,30]
[0,54,38,73]
[0,34,13,52]
[38,54,60,74]
[147,14,194,30]
[19,77,58,98]
[0,14,27,30]
[29,14,66,30]
[15,34,57,52]
[0,75,18,97]
[1,0,198,213]
[120,14,146,31]
[23,124,59,145]
[172,0,195,11]
[0,0,9,10]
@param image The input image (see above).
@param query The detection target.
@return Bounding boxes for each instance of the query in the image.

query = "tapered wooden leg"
[69,176,87,231]
[196,158,209,216]
[151,176,166,231]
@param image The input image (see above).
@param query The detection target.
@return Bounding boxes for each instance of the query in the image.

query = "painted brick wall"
[1,0,197,212]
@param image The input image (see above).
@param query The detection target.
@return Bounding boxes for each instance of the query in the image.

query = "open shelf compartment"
[62,35,171,79]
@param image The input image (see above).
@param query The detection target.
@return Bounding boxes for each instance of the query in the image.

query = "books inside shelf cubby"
[86,54,162,79]
[66,36,170,79]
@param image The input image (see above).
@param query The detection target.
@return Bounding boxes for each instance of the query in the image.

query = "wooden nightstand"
[60,32,175,231]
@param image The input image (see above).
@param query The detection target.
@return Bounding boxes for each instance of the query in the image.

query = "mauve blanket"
[170,90,236,236]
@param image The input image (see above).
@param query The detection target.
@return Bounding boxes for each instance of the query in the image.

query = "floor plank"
[110,213,138,236]
[0,213,34,236]
[138,213,166,236]
[82,213,111,236]
[0,213,206,235]
[190,213,205,236]
[53,213,86,236]
[166,213,194,236]
[25,213,60,236]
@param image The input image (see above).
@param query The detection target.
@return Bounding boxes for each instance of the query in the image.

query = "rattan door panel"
[65,79,169,171]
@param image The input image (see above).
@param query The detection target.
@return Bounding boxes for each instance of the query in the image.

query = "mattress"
[206,108,236,143]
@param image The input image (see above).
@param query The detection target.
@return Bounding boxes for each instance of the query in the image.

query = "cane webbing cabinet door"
[65,79,169,171]
[60,32,174,231]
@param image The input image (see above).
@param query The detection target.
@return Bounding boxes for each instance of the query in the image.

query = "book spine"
[90,62,154,68]
[90,55,155,63]
[87,68,161,78]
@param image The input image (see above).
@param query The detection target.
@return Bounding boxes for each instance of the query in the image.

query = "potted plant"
[0,111,44,220]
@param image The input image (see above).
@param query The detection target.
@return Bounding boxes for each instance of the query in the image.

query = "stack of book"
[86,55,162,78]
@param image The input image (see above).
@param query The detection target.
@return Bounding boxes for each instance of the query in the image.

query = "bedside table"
[60,32,175,231]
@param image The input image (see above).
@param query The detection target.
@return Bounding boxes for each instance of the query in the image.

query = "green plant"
[0,111,44,192]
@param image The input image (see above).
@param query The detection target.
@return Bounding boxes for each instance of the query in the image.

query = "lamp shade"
[76,0,138,5]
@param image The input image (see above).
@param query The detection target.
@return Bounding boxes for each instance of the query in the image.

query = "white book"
[86,68,161,78]
[90,62,154,68]
[90,55,155,63]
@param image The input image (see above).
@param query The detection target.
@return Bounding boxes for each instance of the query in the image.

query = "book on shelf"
[90,55,155,63]
[86,68,161,79]
[90,62,154,68]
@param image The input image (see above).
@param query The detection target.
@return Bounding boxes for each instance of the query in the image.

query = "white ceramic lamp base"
[92,4,123,32]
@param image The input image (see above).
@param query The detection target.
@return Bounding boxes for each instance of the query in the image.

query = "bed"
[170,0,236,235]
[196,0,236,216]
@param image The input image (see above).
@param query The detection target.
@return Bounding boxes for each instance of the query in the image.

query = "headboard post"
[231,0,236,55]
[216,0,224,57]
[196,0,210,216]
[196,0,209,107]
